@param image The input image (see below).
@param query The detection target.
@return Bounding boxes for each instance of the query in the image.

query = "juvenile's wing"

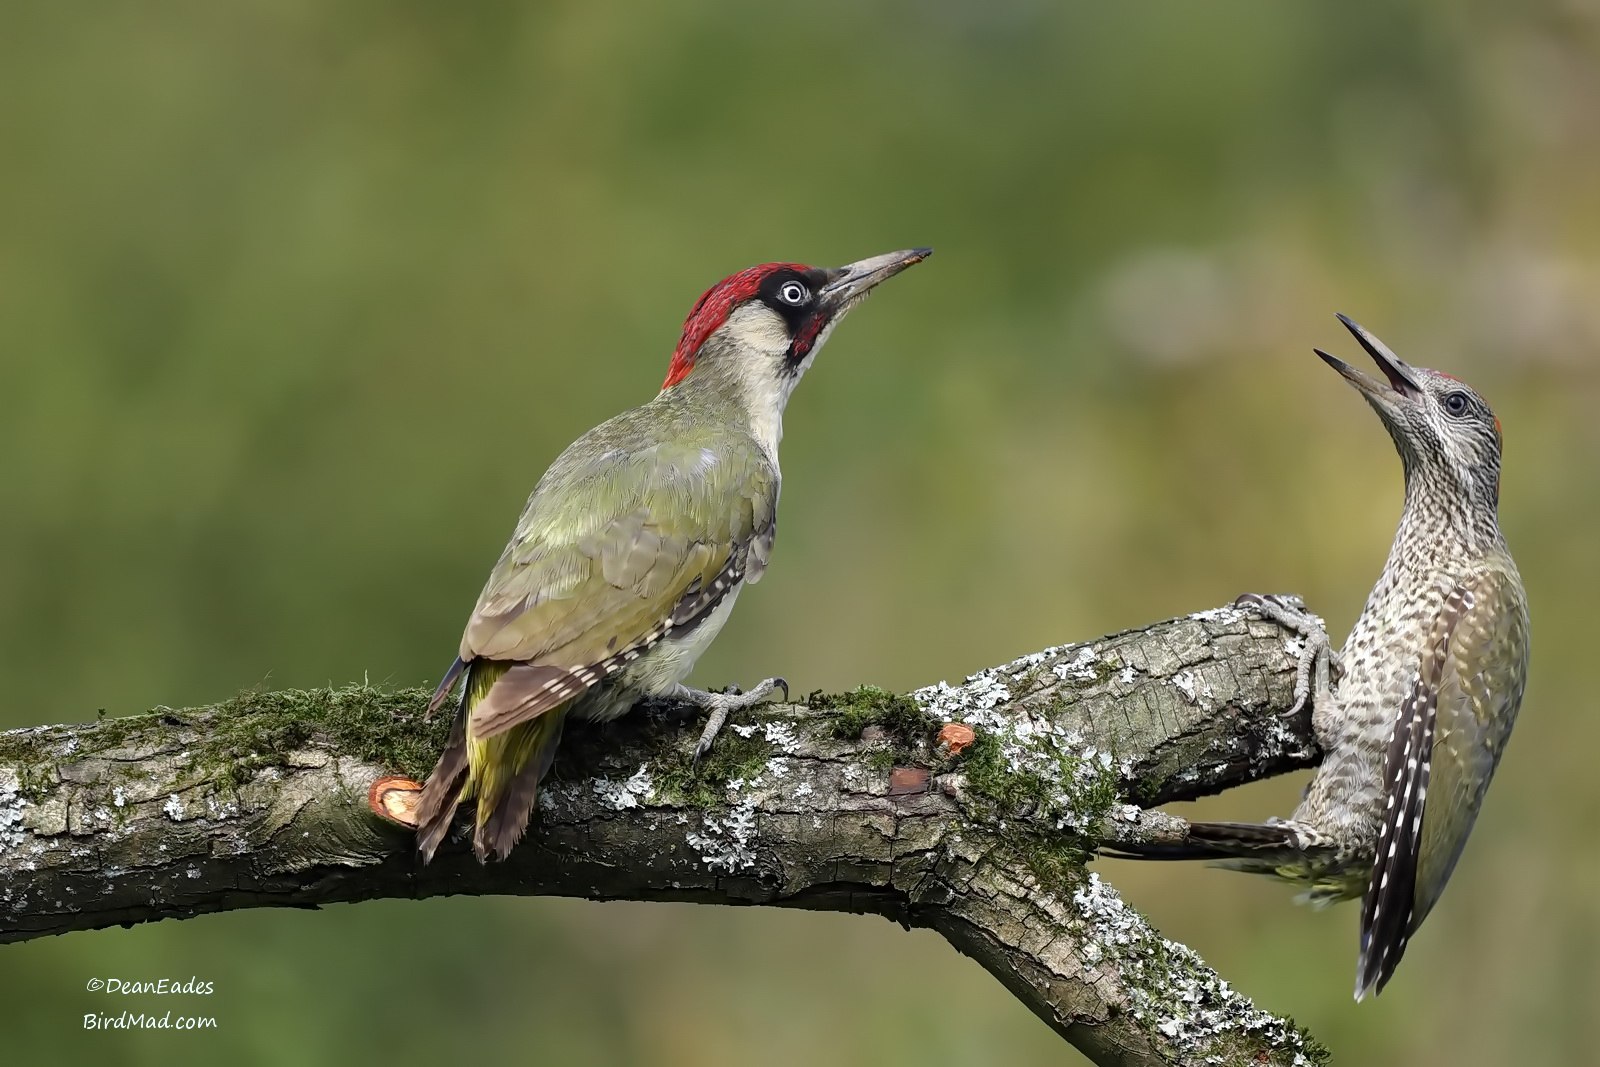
[460,422,777,739]
[1356,565,1530,998]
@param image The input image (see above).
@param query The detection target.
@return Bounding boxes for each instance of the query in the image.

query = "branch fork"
[0,600,1329,1066]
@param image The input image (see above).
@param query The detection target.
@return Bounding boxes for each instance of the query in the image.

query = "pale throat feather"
[707,301,833,466]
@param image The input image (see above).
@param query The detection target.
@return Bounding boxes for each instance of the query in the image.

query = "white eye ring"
[778,280,808,305]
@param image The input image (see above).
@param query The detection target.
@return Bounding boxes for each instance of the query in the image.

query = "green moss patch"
[190,685,447,789]
[810,685,935,742]
[0,685,450,800]
[961,732,1119,830]
[956,726,1123,890]
[648,731,773,809]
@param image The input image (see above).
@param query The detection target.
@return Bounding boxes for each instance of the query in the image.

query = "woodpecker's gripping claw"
[682,677,791,768]
[1234,593,1336,721]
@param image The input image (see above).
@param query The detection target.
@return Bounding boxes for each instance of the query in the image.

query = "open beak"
[1315,313,1424,409]
[819,248,933,314]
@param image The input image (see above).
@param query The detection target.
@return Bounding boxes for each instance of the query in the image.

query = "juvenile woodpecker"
[415,248,932,863]
[1109,314,1530,1000]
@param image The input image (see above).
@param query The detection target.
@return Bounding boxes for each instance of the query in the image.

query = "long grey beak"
[819,248,933,312]
[1315,313,1424,404]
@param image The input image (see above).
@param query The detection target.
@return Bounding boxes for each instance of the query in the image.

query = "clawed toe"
[1235,593,1335,722]
[745,676,788,705]
[682,676,791,769]
[691,726,721,768]
[1234,592,1309,620]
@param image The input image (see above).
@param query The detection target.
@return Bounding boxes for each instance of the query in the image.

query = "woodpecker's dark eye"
[758,268,825,334]
[1443,391,1470,417]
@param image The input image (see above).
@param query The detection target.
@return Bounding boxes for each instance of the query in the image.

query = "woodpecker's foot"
[666,678,790,767]
[1234,594,1337,719]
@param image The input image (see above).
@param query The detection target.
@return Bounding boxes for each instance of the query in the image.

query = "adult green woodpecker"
[415,248,931,863]
[1108,315,1530,1000]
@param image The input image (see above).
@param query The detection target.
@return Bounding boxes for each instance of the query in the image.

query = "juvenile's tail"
[1101,820,1305,863]
[415,660,569,863]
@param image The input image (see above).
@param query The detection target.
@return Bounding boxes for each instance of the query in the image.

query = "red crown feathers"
[662,263,811,389]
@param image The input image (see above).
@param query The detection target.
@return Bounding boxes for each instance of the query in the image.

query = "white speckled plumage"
[1120,316,1530,1000]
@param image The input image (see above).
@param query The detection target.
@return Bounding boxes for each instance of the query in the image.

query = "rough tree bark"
[0,600,1330,1066]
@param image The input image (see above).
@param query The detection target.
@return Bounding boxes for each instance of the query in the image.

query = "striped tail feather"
[415,699,469,863]
[426,656,467,718]
[1102,820,1304,863]
[415,659,571,863]
[470,706,566,861]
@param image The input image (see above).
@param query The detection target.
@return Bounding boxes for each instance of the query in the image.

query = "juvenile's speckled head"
[1317,313,1504,516]
[660,249,932,396]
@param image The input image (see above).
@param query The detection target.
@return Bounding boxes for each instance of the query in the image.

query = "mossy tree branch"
[0,601,1328,1067]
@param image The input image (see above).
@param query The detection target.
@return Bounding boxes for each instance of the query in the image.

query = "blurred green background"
[3,1,1597,1064]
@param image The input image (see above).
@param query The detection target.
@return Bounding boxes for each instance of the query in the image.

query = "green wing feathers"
[416,410,778,863]
[461,429,775,738]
